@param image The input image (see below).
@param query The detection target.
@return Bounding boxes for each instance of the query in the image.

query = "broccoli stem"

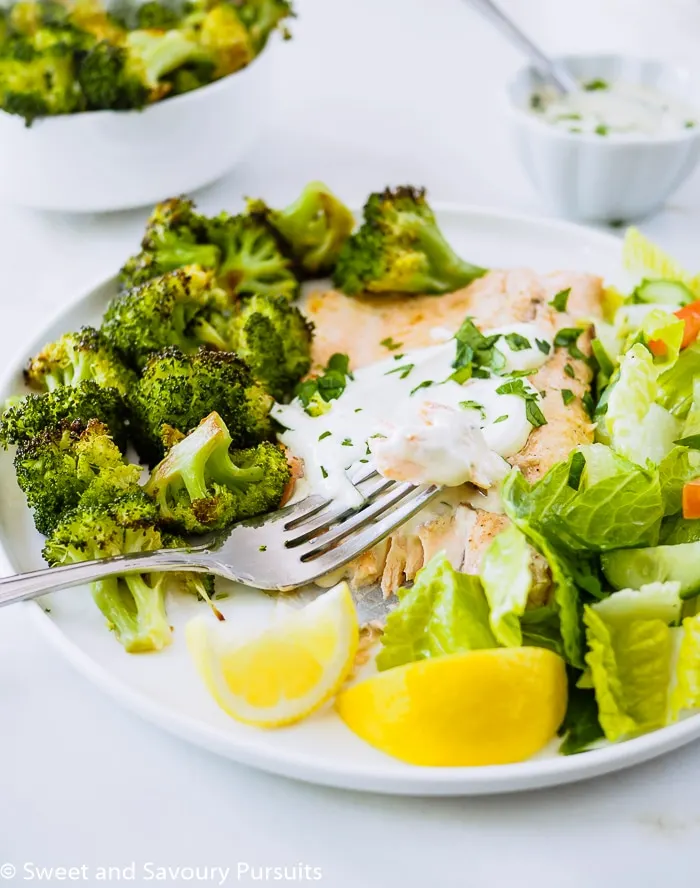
[127,30,207,88]
[90,575,171,653]
[191,318,230,351]
[153,236,220,274]
[161,413,265,501]
[415,223,486,289]
[122,574,171,652]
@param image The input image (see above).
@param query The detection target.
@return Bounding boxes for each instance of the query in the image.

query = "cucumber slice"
[602,541,700,599]
[632,279,695,306]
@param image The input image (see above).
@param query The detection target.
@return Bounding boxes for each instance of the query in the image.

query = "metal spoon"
[465,0,579,94]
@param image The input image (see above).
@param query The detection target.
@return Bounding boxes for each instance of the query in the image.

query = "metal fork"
[0,465,441,608]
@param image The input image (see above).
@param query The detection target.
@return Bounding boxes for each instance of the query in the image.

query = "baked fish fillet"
[305,269,603,597]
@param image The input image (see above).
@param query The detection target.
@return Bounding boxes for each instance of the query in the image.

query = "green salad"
[371,228,700,754]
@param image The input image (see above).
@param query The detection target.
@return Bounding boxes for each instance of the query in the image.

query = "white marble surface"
[2,0,700,884]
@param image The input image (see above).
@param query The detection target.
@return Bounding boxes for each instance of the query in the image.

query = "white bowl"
[507,55,700,222]
[0,46,275,212]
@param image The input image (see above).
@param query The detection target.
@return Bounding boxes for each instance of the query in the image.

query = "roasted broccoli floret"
[165,59,214,94]
[61,0,126,43]
[77,26,209,111]
[234,0,293,53]
[129,346,273,464]
[13,418,139,535]
[145,411,289,532]
[118,200,300,299]
[8,1,87,38]
[24,326,137,395]
[103,266,232,369]
[248,181,354,277]
[42,489,173,652]
[118,197,219,290]
[0,37,83,124]
[0,3,94,124]
[135,0,181,30]
[227,293,312,399]
[0,381,127,449]
[185,2,253,77]
[205,212,298,300]
[333,186,487,296]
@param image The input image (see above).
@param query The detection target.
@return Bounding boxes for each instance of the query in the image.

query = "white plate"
[3,205,699,796]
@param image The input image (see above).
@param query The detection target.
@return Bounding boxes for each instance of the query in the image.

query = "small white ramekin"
[0,44,277,212]
[507,54,700,223]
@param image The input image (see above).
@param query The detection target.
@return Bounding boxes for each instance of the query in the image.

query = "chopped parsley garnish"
[496,378,547,427]
[554,327,587,361]
[380,336,403,351]
[320,466,328,479]
[341,438,353,446]
[535,339,551,355]
[582,392,595,419]
[564,363,576,378]
[460,400,486,419]
[385,363,414,379]
[410,380,434,395]
[295,352,352,415]
[451,317,505,382]
[393,353,405,361]
[562,389,575,406]
[594,124,609,136]
[685,120,696,129]
[354,408,362,413]
[674,434,700,450]
[259,545,267,552]
[584,78,609,91]
[318,430,332,441]
[530,93,543,110]
[493,415,508,424]
[549,288,571,312]
[359,458,369,463]
[504,332,531,351]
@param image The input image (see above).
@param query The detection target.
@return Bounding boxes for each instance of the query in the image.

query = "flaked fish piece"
[305,269,602,369]
[303,269,603,597]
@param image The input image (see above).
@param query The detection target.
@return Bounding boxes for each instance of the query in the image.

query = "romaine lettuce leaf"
[622,227,700,297]
[481,524,532,647]
[659,342,700,419]
[671,614,700,717]
[584,606,674,741]
[605,343,680,465]
[681,378,700,437]
[558,682,604,755]
[501,474,585,667]
[503,447,664,554]
[659,446,700,516]
[520,605,565,657]
[659,513,700,545]
[592,581,682,626]
[376,551,496,672]
[641,309,685,369]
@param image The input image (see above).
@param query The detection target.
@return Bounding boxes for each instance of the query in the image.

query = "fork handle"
[0,549,210,608]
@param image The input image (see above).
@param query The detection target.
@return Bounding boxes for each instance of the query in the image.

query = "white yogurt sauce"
[272,323,552,507]
[531,80,698,137]
[370,401,511,488]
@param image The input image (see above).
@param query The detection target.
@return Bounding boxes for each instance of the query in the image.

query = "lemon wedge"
[336,647,567,766]
[186,582,359,728]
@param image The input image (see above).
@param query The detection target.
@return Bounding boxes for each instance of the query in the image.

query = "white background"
[2,0,700,885]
